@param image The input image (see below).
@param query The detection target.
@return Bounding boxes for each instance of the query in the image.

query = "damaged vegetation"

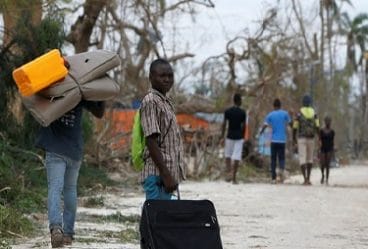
[78,212,140,224]
[1,0,367,246]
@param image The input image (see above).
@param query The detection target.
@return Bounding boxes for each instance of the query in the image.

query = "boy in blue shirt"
[260,98,291,183]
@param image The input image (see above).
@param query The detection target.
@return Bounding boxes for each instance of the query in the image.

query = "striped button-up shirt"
[140,89,186,183]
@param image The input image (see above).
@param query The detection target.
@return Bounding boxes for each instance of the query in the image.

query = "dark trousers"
[270,142,286,180]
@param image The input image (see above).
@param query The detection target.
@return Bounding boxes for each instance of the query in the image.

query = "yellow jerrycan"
[12,49,68,96]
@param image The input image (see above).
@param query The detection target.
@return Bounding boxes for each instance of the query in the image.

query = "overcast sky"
[167,0,368,62]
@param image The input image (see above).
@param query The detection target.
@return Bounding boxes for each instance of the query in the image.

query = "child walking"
[319,116,335,185]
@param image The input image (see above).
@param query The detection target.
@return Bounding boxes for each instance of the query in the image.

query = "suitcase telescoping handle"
[173,185,180,200]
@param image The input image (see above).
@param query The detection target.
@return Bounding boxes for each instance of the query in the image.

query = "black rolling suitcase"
[139,198,223,249]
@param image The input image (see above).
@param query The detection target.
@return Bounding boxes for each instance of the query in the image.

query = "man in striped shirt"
[140,59,185,200]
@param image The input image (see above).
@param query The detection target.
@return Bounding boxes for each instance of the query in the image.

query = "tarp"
[22,50,121,126]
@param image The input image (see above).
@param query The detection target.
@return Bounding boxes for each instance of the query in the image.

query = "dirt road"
[11,163,368,249]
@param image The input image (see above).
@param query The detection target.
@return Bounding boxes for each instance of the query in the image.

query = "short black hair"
[302,95,312,106]
[324,116,331,123]
[233,93,242,105]
[150,58,170,74]
[273,98,281,108]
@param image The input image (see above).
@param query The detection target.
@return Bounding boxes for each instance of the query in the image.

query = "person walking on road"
[36,100,105,248]
[292,95,320,185]
[260,98,291,184]
[319,116,335,185]
[221,93,246,184]
[140,58,185,200]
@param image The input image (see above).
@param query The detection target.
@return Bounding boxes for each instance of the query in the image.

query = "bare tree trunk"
[66,0,109,53]
[2,0,42,48]
[1,0,42,124]
[364,58,368,155]
[318,0,326,108]
[319,0,325,69]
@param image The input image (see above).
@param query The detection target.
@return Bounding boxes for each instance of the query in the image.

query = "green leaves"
[351,13,368,28]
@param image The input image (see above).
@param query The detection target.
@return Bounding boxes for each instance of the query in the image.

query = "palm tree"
[340,12,368,157]
[341,13,368,71]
